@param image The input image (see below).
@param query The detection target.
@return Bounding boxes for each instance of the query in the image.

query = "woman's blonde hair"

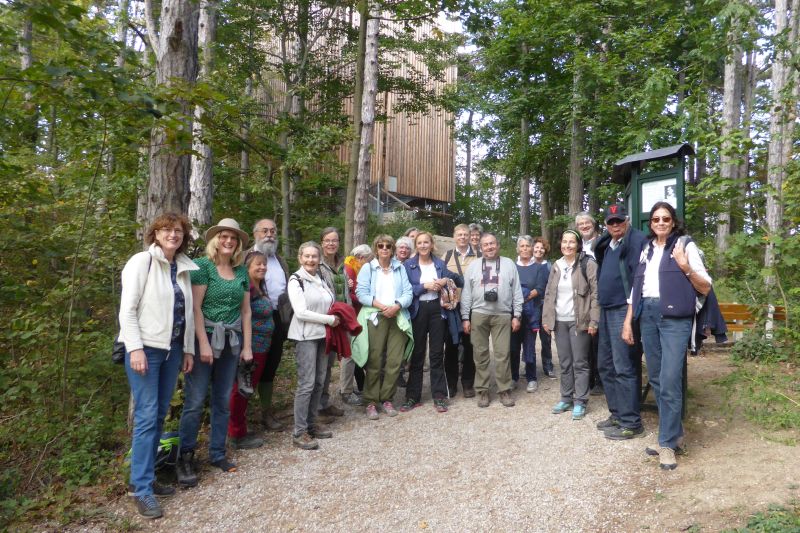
[206,232,245,267]
[414,231,437,256]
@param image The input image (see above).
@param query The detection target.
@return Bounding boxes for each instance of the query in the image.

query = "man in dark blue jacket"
[593,204,647,440]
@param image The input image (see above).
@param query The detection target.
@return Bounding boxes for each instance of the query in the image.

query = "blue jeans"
[509,326,537,382]
[125,341,183,496]
[598,306,642,429]
[639,298,692,448]
[179,332,240,463]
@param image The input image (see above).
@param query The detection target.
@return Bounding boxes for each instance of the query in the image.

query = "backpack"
[278,274,304,325]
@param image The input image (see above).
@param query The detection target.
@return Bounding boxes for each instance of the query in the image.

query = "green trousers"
[364,315,406,404]
[471,312,513,393]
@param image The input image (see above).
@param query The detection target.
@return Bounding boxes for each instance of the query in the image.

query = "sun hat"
[204,218,249,247]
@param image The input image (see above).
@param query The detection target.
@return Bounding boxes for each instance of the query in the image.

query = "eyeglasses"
[376,243,393,250]
[255,227,277,235]
[651,216,672,224]
[322,239,339,245]
[158,228,184,235]
[606,219,625,226]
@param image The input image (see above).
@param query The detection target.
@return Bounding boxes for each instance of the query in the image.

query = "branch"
[143,0,160,58]
[127,21,151,51]
[372,10,437,23]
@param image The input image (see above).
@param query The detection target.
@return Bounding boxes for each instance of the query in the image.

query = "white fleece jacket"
[118,244,199,353]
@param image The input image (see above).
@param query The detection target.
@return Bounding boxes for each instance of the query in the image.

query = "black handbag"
[114,255,153,365]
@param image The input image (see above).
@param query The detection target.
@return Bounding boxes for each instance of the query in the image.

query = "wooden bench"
[718,302,787,339]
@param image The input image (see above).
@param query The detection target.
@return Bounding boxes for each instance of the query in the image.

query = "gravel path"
[113,357,662,532]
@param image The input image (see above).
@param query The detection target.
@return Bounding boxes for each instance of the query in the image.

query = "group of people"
[119,201,711,519]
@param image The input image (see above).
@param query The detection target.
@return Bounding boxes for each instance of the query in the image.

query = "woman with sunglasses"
[354,235,413,420]
[542,229,598,421]
[623,201,711,471]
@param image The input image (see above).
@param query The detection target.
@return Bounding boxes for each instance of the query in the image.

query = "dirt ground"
[51,346,798,533]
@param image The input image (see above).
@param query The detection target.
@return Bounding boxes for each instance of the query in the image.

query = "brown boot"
[262,409,284,431]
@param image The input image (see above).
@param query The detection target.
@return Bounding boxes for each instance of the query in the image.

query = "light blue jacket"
[356,258,413,320]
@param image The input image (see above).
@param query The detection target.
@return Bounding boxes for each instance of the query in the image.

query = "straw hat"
[204,218,249,247]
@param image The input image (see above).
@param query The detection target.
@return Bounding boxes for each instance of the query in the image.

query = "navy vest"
[631,234,697,319]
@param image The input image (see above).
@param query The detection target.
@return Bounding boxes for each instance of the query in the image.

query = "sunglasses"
[651,216,672,223]
[376,243,393,250]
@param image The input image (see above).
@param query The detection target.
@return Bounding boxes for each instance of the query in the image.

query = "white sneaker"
[526,381,538,393]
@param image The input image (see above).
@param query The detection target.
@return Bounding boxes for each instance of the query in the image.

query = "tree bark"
[519,117,530,236]
[240,76,253,203]
[144,0,199,229]
[188,0,217,236]
[464,109,473,221]
[344,0,369,253]
[568,45,584,217]
[353,7,379,247]
[20,15,37,146]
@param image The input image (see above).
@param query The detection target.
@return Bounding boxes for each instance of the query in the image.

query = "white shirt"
[642,240,711,298]
[419,262,438,301]
[375,268,396,306]
[555,258,576,321]
[265,254,286,307]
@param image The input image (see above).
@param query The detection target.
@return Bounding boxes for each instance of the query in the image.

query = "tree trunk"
[739,47,756,224]
[20,16,37,146]
[716,14,743,262]
[344,0,369,253]
[144,0,199,229]
[353,8,379,247]
[188,0,217,236]
[519,117,530,236]
[464,109,473,221]
[568,46,584,217]
[240,76,253,203]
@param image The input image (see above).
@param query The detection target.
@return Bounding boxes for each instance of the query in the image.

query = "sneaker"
[646,445,686,457]
[399,398,422,412]
[237,359,255,398]
[292,432,319,450]
[210,458,237,472]
[127,481,175,497]
[477,390,490,408]
[309,424,333,439]
[526,381,538,393]
[342,392,363,406]
[551,401,573,414]
[499,390,515,407]
[176,451,198,488]
[319,404,344,417]
[604,426,645,440]
[382,401,398,417]
[133,494,163,519]
[545,370,557,379]
[433,398,448,413]
[366,403,379,420]
[463,387,476,398]
[590,383,604,396]
[229,432,264,450]
[659,447,678,470]
[572,404,586,420]
[596,416,619,430]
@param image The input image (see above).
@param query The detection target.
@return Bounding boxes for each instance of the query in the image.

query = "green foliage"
[723,502,800,532]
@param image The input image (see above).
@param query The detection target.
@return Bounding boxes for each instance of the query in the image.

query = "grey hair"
[297,240,322,261]
[350,244,373,258]
[396,236,414,250]
[468,223,483,233]
[575,212,597,226]
[252,218,276,232]
[517,235,534,247]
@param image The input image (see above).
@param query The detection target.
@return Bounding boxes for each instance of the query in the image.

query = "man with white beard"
[251,219,290,431]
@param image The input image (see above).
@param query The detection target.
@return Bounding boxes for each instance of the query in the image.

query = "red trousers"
[227,351,267,438]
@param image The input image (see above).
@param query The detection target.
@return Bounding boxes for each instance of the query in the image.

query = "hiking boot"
[433,398,448,413]
[659,447,678,470]
[229,432,264,450]
[292,432,319,450]
[127,481,175,497]
[237,359,255,398]
[176,451,198,488]
[366,403,380,420]
[319,404,344,417]
[499,390,515,407]
[604,426,645,440]
[382,401,398,417]
[463,387,476,398]
[526,381,538,393]
[646,445,686,457]
[477,390,490,408]
[133,494,163,519]
[210,458,237,472]
[262,410,284,431]
[399,398,422,412]
[342,392,363,406]
[596,416,619,431]
[551,401,573,414]
[309,424,333,439]
[572,404,586,420]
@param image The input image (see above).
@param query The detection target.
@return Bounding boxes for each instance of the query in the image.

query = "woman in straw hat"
[177,218,253,487]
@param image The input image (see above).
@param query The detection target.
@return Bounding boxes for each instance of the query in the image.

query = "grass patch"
[723,502,800,532]
[714,359,800,440]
